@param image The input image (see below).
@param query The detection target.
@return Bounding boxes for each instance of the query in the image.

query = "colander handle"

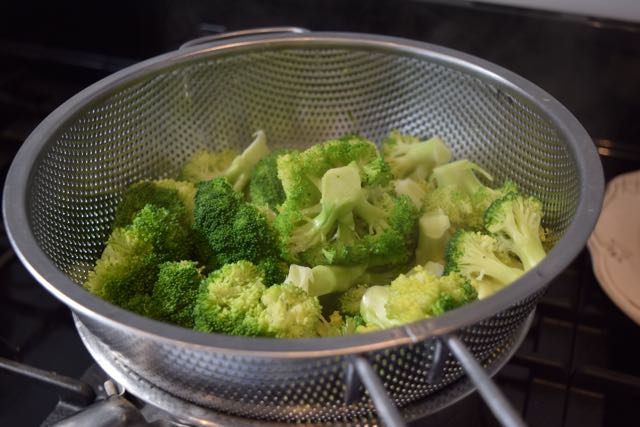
[349,336,527,427]
[179,27,310,50]
[445,335,527,427]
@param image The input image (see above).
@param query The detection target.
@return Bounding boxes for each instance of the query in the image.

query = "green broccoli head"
[338,284,370,316]
[193,260,321,338]
[382,131,452,180]
[424,159,517,230]
[317,311,365,337]
[259,283,323,338]
[444,230,524,286]
[113,180,187,228]
[484,192,546,271]
[85,205,191,307]
[180,148,238,184]
[193,177,283,281]
[248,148,294,210]
[193,261,269,336]
[359,266,476,330]
[276,160,417,267]
[150,261,204,328]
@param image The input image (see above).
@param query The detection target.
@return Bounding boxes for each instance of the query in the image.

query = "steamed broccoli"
[424,160,517,230]
[149,261,203,328]
[249,148,294,210]
[85,205,191,308]
[444,230,524,290]
[193,261,268,336]
[276,147,417,267]
[193,260,322,338]
[285,264,366,296]
[382,131,452,180]
[358,266,477,330]
[180,149,238,183]
[484,192,546,271]
[113,179,195,228]
[338,284,370,316]
[180,131,269,192]
[192,177,285,285]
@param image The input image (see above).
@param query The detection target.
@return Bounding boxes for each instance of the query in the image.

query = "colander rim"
[2,31,603,357]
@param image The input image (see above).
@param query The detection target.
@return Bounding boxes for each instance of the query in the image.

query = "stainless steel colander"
[3,30,603,426]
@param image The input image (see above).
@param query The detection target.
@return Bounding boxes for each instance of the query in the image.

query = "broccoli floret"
[484,192,546,271]
[180,149,238,184]
[113,180,195,228]
[259,282,323,338]
[224,130,270,192]
[192,177,284,285]
[359,266,476,330]
[338,284,370,316]
[276,160,417,267]
[317,311,365,337]
[444,230,524,287]
[424,160,517,230]
[85,205,191,307]
[249,148,294,210]
[415,209,451,265]
[382,131,452,180]
[193,260,321,338]
[285,264,366,297]
[193,261,269,336]
[149,261,203,328]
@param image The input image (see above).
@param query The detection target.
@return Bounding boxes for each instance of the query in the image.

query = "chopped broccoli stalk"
[285,264,367,296]
[85,205,191,308]
[338,284,370,316]
[224,130,270,192]
[415,209,451,265]
[484,192,546,270]
[180,149,238,184]
[394,177,431,209]
[193,261,269,336]
[382,131,452,180]
[150,261,203,328]
[193,260,321,338]
[424,261,444,277]
[193,177,284,285]
[444,230,524,286]
[249,148,293,210]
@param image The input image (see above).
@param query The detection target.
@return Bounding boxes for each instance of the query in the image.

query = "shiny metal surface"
[3,32,603,423]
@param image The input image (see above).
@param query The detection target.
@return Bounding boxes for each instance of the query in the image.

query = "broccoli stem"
[225,130,270,192]
[431,159,495,195]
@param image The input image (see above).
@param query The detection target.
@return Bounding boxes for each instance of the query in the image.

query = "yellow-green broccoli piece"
[382,131,451,180]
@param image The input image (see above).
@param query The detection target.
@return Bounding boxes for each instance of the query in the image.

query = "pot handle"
[180,27,310,50]
[349,335,527,427]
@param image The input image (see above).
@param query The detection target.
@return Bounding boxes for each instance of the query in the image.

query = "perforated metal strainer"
[3,30,603,426]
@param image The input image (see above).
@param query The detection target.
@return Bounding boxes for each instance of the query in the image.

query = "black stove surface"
[1,1,639,426]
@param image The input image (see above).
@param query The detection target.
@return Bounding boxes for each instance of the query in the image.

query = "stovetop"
[1,1,639,426]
